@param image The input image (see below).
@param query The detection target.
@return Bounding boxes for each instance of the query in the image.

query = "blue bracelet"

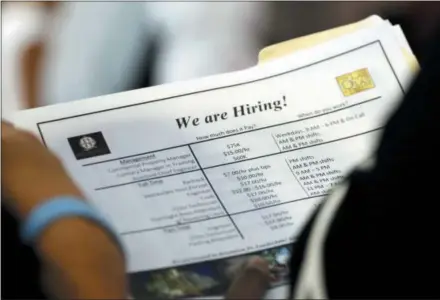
[20,196,122,252]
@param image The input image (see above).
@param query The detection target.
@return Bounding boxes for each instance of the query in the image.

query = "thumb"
[226,256,271,299]
[1,120,16,139]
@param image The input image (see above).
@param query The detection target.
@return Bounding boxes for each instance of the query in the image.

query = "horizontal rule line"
[191,96,381,146]
[95,168,200,190]
[83,145,189,167]
[120,195,323,236]
[203,127,383,170]
[83,96,381,167]
[38,41,380,126]
[94,127,382,190]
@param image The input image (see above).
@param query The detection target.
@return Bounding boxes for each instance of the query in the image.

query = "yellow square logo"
[336,68,375,97]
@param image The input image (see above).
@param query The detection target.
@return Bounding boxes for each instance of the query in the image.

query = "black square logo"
[68,132,111,160]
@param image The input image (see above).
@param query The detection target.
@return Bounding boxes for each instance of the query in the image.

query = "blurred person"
[5,2,415,114]
[288,22,440,299]
[248,13,440,298]
[3,1,271,112]
[1,2,51,118]
[5,2,427,115]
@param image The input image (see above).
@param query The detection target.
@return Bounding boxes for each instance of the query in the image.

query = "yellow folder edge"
[258,16,419,74]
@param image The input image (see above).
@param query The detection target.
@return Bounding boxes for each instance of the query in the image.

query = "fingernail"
[245,256,270,274]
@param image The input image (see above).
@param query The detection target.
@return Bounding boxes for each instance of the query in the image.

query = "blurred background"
[2,1,439,119]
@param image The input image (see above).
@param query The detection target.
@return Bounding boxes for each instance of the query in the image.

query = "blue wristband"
[20,196,121,250]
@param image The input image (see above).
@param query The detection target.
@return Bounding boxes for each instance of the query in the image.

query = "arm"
[38,218,127,299]
[1,121,127,299]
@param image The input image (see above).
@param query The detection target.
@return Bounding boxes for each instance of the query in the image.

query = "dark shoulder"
[290,26,440,298]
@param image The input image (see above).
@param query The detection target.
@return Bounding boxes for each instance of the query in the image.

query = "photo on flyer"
[129,244,293,299]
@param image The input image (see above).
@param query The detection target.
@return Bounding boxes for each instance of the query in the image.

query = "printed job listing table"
[83,96,381,255]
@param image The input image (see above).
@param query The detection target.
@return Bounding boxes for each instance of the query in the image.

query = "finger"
[226,256,271,299]
[1,120,16,139]
[2,121,41,145]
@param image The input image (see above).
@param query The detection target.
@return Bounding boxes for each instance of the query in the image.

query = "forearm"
[37,217,127,299]
[2,122,127,298]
